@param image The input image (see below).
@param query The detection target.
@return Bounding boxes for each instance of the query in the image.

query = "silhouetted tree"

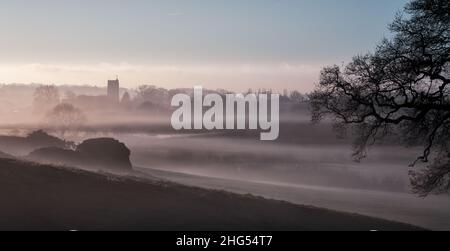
[135,85,170,106]
[310,0,450,195]
[33,85,60,113]
[46,103,86,137]
[121,92,132,109]
[290,90,307,103]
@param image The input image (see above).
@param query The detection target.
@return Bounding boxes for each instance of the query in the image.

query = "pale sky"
[0,0,408,92]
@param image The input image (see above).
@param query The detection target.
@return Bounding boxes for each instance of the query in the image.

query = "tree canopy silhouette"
[33,85,60,113]
[46,103,86,137]
[311,0,450,195]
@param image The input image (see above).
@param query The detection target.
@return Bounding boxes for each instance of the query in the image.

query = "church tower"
[107,77,120,103]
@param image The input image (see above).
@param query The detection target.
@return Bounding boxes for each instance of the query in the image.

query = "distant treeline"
[0,83,310,114]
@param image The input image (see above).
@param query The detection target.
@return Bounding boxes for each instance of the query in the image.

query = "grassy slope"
[0,158,423,231]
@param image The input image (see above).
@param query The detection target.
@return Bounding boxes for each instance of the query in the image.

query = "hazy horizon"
[0,0,408,92]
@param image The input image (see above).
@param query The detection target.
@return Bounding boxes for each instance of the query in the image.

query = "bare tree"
[135,85,170,106]
[33,85,60,113]
[290,90,307,103]
[310,0,450,196]
[46,103,87,137]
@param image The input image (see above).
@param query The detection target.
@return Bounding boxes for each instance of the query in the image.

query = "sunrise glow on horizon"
[0,0,408,91]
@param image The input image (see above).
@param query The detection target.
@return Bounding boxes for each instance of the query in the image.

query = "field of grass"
[0,158,423,231]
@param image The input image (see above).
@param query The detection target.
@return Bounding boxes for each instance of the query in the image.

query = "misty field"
[42,120,450,229]
[116,120,450,230]
[0,109,449,230]
[0,158,425,231]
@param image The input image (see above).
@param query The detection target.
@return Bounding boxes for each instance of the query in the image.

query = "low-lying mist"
[1,85,449,230]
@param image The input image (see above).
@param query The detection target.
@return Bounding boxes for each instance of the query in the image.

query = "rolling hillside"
[0,158,423,231]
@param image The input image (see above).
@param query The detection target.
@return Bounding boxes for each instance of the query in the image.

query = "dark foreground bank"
[0,158,423,231]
